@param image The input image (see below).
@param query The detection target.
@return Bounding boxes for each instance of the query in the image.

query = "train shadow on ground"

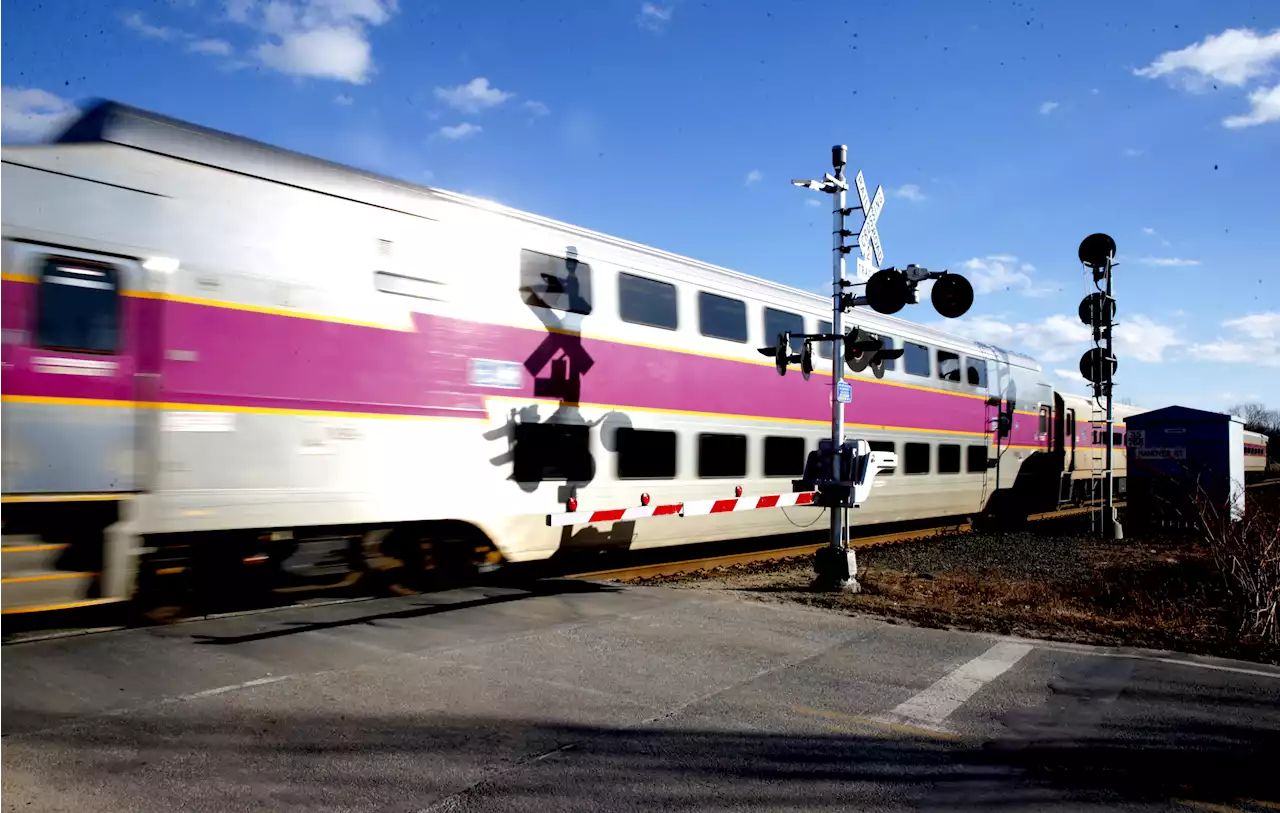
[6,706,1279,810]
[186,578,620,646]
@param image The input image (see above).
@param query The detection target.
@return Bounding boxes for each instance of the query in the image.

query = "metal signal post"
[1078,233,1122,540]
[767,146,975,591]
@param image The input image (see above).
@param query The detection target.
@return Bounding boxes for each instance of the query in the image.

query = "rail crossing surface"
[4,580,1279,812]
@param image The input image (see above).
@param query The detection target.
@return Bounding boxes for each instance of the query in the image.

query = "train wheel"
[361,528,425,596]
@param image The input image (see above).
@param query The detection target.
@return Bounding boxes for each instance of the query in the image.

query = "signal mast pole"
[781,147,973,591]
[829,146,851,568]
[1078,232,1122,540]
[1104,251,1116,536]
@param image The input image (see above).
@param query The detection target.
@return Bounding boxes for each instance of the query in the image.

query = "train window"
[698,292,747,342]
[937,351,962,382]
[618,272,678,330]
[1039,407,1050,436]
[513,423,592,482]
[1092,429,1100,444]
[764,436,806,477]
[879,336,898,371]
[1113,432,1123,446]
[938,444,961,474]
[966,357,988,389]
[36,258,121,354]
[818,321,833,359]
[904,342,930,377]
[520,249,592,315]
[616,428,677,479]
[698,433,747,478]
[374,271,445,302]
[967,445,989,473]
[904,442,930,474]
[868,440,895,475]
[764,308,804,354]
[1066,412,1075,441]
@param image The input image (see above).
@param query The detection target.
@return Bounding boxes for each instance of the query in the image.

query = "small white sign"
[162,412,236,433]
[1136,447,1186,460]
[470,358,524,389]
[31,357,118,377]
[855,257,878,282]
[835,380,853,403]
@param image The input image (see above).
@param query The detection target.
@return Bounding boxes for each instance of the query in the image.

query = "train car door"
[1,241,148,494]
[1065,408,1077,472]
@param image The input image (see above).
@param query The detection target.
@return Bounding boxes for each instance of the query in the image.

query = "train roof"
[39,99,1041,370]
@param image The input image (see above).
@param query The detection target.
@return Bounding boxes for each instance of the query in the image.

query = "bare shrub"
[1197,493,1280,645]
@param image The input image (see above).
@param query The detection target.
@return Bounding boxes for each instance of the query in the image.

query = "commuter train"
[0,101,1270,615]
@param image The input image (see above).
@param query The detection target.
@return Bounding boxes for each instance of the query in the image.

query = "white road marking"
[876,641,1033,732]
[176,675,288,701]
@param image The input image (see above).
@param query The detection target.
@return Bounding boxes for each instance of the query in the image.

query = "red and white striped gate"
[545,487,820,527]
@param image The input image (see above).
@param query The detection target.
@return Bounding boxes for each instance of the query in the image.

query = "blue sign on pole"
[835,380,852,403]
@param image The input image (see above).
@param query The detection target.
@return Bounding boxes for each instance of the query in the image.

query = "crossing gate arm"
[546,491,820,528]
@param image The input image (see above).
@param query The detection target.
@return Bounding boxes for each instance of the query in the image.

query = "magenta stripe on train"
[2,281,1046,444]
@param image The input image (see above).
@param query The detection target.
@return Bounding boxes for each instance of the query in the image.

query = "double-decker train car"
[1244,431,1271,483]
[1054,390,1147,503]
[0,101,1265,615]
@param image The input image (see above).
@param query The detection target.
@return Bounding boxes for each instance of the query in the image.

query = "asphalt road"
[3,579,1280,812]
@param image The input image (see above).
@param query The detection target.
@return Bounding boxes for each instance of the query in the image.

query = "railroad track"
[565,502,1117,583]
[9,484,1276,644]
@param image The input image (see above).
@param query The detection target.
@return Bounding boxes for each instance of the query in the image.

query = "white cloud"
[124,11,181,39]
[1115,315,1182,362]
[1223,82,1280,128]
[943,312,1182,364]
[238,0,396,83]
[122,1,395,82]
[257,27,373,83]
[1223,312,1280,340]
[1134,27,1280,89]
[893,183,926,202]
[522,100,550,116]
[958,255,1056,298]
[804,199,822,208]
[438,122,482,140]
[1142,226,1156,235]
[1122,147,1144,157]
[1039,100,1059,114]
[1136,256,1200,267]
[434,77,514,114]
[334,93,354,105]
[1,87,79,142]
[744,169,763,186]
[637,2,672,32]
[1053,368,1084,381]
[187,38,233,56]
[1136,28,1280,130]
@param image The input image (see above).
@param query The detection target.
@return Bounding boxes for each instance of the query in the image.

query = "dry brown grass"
[636,493,1280,664]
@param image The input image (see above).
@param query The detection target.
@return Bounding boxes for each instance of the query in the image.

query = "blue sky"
[4,0,1279,413]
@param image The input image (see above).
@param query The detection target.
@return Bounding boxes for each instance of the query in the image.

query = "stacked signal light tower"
[1077,233,1122,540]
[764,145,976,591]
